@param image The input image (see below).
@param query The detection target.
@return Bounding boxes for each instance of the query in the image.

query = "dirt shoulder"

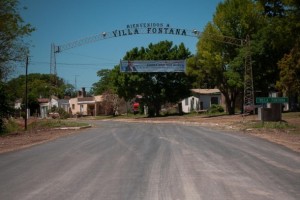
[0,128,81,154]
[0,114,299,154]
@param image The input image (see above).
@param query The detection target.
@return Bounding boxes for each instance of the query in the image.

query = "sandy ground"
[0,114,299,154]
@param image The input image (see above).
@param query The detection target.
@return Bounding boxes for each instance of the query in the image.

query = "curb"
[54,125,92,130]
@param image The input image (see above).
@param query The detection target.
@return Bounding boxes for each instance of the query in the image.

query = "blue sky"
[18,0,222,91]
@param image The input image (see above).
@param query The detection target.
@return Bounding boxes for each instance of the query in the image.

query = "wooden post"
[25,56,28,131]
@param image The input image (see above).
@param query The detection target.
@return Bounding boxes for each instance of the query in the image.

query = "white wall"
[50,98,58,109]
[181,94,221,113]
[181,96,200,113]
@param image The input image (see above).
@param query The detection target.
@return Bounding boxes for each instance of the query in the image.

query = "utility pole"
[25,56,29,131]
[243,35,255,115]
[50,43,57,75]
[74,75,79,91]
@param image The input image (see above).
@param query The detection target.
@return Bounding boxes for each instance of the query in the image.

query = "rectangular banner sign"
[120,60,186,73]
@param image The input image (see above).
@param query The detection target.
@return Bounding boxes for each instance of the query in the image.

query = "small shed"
[181,89,223,113]
[37,98,49,118]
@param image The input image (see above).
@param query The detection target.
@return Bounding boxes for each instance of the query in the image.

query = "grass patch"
[28,119,89,130]
[242,120,299,134]
[282,112,300,134]
[250,121,295,129]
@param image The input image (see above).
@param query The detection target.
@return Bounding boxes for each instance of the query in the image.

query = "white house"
[49,96,70,113]
[181,89,223,113]
[37,96,70,118]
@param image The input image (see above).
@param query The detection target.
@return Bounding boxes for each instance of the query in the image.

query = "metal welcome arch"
[50,23,254,113]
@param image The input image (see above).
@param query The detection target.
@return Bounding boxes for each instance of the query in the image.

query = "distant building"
[181,89,224,113]
[57,99,70,113]
[69,88,104,116]
[37,98,50,118]
[37,96,70,118]
[14,99,22,109]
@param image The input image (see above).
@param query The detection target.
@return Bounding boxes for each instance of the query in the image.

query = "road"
[0,121,299,200]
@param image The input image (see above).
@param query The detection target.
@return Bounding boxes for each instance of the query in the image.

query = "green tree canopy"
[0,0,34,133]
[247,0,300,95]
[91,69,115,95]
[0,0,35,80]
[276,42,300,104]
[253,0,300,108]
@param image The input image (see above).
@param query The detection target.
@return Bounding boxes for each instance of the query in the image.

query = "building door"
[80,105,83,114]
[88,105,95,116]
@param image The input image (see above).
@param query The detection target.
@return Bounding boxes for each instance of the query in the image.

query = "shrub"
[49,106,70,119]
[1,118,22,135]
[208,104,224,114]
[57,108,70,119]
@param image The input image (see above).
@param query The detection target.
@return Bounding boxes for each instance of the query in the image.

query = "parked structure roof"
[191,89,221,94]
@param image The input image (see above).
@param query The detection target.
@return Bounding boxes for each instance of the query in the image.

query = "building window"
[72,104,75,110]
[211,97,218,105]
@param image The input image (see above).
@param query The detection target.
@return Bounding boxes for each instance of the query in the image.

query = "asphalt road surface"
[0,121,299,200]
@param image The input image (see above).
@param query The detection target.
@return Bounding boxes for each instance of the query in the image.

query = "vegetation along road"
[0,121,299,200]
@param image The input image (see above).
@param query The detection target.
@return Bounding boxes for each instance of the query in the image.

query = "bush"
[208,104,224,114]
[0,82,14,133]
[57,108,71,119]
[0,118,22,135]
[49,106,70,119]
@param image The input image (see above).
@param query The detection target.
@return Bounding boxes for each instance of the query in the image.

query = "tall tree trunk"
[223,92,236,115]
[154,102,161,116]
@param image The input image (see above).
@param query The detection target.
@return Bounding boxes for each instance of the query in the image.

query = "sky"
[18,0,223,91]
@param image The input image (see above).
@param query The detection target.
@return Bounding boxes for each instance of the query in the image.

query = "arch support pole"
[243,35,255,114]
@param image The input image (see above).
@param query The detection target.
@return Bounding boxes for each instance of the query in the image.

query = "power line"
[58,62,116,66]
[63,51,117,62]
[30,61,117,66]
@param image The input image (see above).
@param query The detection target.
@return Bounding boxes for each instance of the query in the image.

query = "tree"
[112,41,192,116]
[0,0,35,80]
[256,0,300,108]
[188,0,265,114]
[63,83,76,97]
[276,42,300,110]
[91,69,115,95]
[0,82,14,133]
[0,0,34,132]
[100,89,122,115]
[246,0,300,95]
[6,73,73,114]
